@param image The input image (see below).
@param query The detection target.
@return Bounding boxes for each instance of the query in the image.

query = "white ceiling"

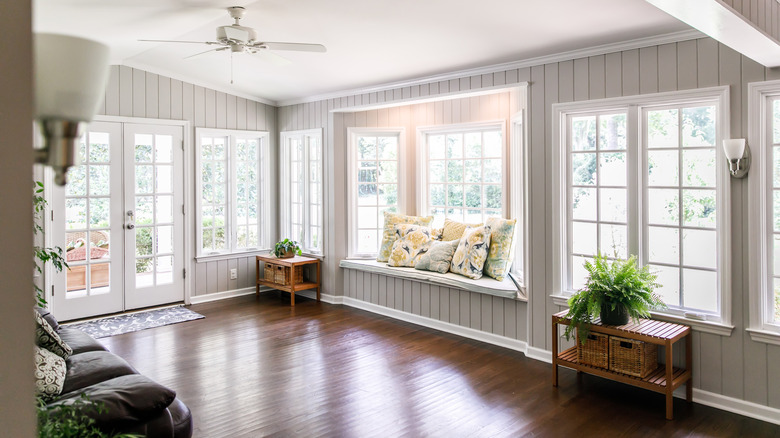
[33,0,689,105]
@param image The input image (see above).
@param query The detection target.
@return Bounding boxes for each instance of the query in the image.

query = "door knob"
[127,224,135,229]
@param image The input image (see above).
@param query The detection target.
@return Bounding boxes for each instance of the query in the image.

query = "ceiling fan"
[140,6,326,81]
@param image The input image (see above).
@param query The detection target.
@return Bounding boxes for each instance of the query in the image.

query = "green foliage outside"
[564,254,666,344]
[34,181,68,307]
[37,394,140,438]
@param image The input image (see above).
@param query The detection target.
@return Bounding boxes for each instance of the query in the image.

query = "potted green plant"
[563,253,665,343]
[273,239,302,258]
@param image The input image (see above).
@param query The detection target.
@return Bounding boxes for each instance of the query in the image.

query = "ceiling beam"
[645,0,780,67]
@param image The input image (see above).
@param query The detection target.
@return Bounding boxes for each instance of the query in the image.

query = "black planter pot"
[600,302,629,325]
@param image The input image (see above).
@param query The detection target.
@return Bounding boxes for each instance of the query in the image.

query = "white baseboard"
[294,290,343,305]
[525,346,553,364]
[189,287,260,304]
[690,388,780,426]
[341,296,528,354]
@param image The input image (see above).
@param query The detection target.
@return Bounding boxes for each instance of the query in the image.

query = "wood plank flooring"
[100,294,780,437]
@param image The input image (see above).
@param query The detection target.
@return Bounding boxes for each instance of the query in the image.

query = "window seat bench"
[339,259,527,301]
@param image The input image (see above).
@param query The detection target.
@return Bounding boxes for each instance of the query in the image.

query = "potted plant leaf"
[273,239,302,258]
[563,253,666,344]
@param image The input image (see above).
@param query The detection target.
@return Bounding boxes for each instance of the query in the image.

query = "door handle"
[126,224,135,229]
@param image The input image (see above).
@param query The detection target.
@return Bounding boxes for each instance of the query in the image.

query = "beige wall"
[279,36,780,411]
[0,0,36,435]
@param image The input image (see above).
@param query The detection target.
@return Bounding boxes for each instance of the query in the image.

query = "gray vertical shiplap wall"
[98,65,278,297]
[721,0,780,42]
[342,269,527,342]
[278,37,780,411]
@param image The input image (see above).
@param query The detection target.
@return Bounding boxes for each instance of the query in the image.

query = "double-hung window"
[748,81,780,342]
[196,128,270,257]
[347,128,404,258]
[280,129,323,255]
[554,87,732,329]
[418,123,506,228]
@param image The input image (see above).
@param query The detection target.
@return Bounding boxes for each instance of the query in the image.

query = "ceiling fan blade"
[184,46,229,60]
[260,42,327,53]
[139,39,218,45]
[249,49,292,66]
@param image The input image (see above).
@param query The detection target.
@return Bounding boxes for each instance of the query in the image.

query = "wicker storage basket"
[264,264,275,282]
[273,265,304,286]
[576,331,609,369]
[609,336,658,378]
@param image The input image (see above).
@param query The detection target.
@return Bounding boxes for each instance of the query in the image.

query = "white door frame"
[45,115,192,318]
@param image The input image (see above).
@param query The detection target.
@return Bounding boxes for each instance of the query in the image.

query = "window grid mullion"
[677,109,685,308]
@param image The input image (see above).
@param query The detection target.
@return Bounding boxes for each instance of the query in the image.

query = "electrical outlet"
[230,268,237,280]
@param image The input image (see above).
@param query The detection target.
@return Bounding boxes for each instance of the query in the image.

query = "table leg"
[290,281,296,307]
[666,340,674,420]
[685,331,693,403]
[552,317,559,387]
[255,259,260,296]
[316,261,321,302]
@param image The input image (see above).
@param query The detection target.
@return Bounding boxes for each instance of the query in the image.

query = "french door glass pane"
[65,132,112,297]
[135,134,175,287]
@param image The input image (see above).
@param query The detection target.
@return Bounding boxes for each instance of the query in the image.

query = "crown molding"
[119,59,279,107]
[277,29,704,107]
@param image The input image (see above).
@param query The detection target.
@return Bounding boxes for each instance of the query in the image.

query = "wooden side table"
[255,254,321,306]
[552,310,692,420]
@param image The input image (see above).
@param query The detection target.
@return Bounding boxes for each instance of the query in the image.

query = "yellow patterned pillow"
[387,225,433,267]
[441,218,482,241]
[483,217,518,281]
[450,225,492,279]
[377,212,433,262]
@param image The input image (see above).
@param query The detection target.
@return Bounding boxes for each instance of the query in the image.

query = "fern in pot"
[564,253,665,343]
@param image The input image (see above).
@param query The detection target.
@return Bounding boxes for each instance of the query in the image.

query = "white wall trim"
[278,30,704,107]
[189,286,260,304]
[341,296,529,355]
[294,290,343,305]
[690,388,780,426]
[525,346,553,364]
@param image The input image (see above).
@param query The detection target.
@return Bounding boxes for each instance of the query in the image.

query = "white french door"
[52,121,184,321]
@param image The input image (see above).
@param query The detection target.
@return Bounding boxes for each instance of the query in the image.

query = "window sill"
[549,293,735,337]
[195,249,269,263]
[341,259,526,301]
[746,327,780,346]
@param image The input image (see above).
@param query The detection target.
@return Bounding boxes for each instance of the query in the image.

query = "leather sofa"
[37,308,193,438]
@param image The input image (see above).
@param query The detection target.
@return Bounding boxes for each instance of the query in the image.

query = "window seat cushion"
[339,259,526,301]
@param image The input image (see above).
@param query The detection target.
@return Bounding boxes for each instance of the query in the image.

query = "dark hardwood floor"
[100,293,779,437]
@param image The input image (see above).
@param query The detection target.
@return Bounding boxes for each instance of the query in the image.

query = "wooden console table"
[256,254,321,306]
[552,310,692,420]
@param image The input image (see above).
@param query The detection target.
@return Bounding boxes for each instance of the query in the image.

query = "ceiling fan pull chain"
[230,51,234,85]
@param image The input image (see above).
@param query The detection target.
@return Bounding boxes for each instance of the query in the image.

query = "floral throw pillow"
[34,346,66,402]
[34,310,72,360]
[450,225,492,279]
[387,225,433,268]
[441,218,482,242]
[483,217,518,281]
[376,212,433,262]
[415,239,460,274]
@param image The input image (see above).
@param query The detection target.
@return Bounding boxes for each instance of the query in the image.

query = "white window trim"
[415,120,508,222]
[346,127,406,259]
[551,86,734,335]
[280,128,324,256]
[510,112,528,287]
[195,127,271,260]
[747,80,780,345]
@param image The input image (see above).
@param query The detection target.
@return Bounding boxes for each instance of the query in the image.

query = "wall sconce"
[722,138,750,178]
[34,34,110,185]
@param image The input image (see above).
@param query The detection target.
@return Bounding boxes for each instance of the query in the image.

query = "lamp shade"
[722,139,746,160]
[34,33,110,122]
